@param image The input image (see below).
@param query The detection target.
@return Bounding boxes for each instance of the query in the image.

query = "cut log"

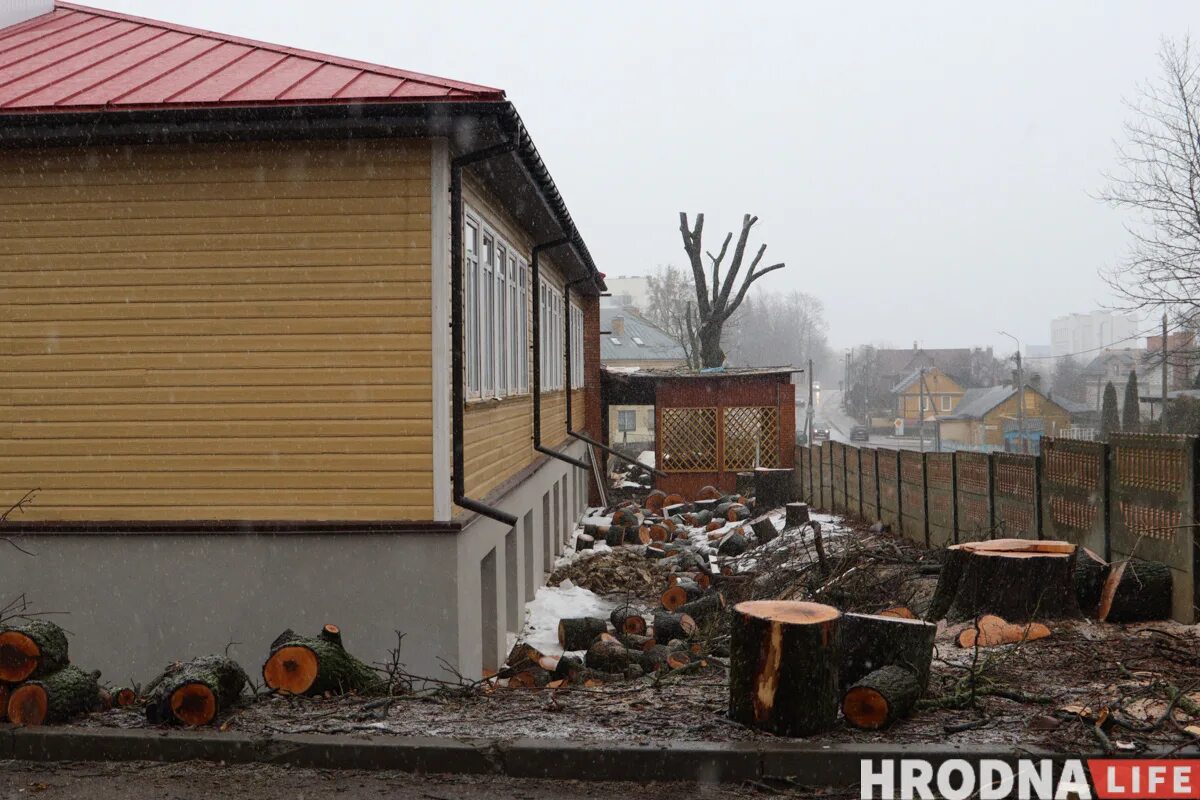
[0,684,8,722]
[754,468,794,510]
[113,687,137,707]
[1098,558,1173,623]
[652,612,697,643]
[842,665,920,730]
[585,639,631,673]
[956,615,1051,648]
[840,612,936,691]
[638,644,672,672]
[648,524,671,542]
[877,607,916,619]
[610,607,648,636]
[0,620,70,683]
[666,651,691,669]
[785,503,811,528]
[717,530,749,557]
[929,541,1081,623]
[508,666,552,688]
[750,516,778,547]
[726,505,752,522]
[604,526,627,547]
[262,625,384,696]
[696,485,722,501]
[611,508,640,528]
[645,490,667,515]
[678,592,727,622]
[1074,547,1109,617]
[645,545,668,559]
[144,655,248,726]
[7,665,101,726]
[660,578,703,612]
[505,642,544,673]
[623,526,651,546]
[728,601,842,736]
[557,617,609,650]
[619,633,654,652]
[574,533,595,551]
[552,654,585,682]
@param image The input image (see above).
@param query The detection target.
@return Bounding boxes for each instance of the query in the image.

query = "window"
[632,336,644,346]
[941,395,952,412]
[569,303,584,389]
[463,207,530,399]
[539,278,564,391]
[617,409,637,432]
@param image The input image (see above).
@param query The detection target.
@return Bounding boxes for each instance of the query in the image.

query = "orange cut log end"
[170,682,217,726]
[0,631,41,683]
[843,686,889,730]
[7,683,48,726]
[661,586,688,612]
[262,645,319,695]
[115,688,137,707]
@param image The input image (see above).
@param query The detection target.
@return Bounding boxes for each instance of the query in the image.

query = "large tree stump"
[144,655,248,726]
[7,665,101,726]
[755,468,794,510]
[842,665,920,730]
[750,516,779,547]
[263,625,383,696]
[1098,558,1173,623]
[840,612,936,690]
[728,601,841,736]
[0,620,69,683]
[1074,547,1110,617]
[927,540,1081,623]
[785,503,811,528]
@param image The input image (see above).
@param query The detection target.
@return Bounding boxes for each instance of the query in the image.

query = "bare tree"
[1103,37,1200,322]
[644,264,701,368]
[678,213,786,367]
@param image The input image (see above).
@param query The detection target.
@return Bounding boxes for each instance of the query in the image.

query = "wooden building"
[0,1,605,680]
[939,385,1072,453]
[892,366,965,427]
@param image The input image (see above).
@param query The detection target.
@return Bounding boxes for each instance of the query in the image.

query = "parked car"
[850,425,870,442]
[812,426,831,442]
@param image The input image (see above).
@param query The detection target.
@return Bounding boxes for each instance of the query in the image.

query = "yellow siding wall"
[0,139,434,521]
[461,175,579,501]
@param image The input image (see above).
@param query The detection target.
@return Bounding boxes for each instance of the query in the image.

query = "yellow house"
[892,367,965,426]
[0,2,606,684]
[939,385,1073,451]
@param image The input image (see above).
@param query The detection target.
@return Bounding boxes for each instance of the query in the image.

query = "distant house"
[600,308,687,443]
[874,345,997,390]
[891,366,965,427]
[939,385,1073,453]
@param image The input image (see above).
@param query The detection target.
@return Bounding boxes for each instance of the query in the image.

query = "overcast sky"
[103,1,1196,357]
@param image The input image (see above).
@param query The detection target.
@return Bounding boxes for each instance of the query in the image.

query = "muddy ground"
[68,517,1200,754]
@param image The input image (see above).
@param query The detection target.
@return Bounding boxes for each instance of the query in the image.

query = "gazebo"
[601,366,798,498]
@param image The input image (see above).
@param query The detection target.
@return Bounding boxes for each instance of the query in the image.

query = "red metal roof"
[0,2,504,113]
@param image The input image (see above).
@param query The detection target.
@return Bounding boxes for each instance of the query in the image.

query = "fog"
[102,0,1198,353]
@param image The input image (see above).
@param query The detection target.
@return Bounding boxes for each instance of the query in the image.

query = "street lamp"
[999,331,1024,453]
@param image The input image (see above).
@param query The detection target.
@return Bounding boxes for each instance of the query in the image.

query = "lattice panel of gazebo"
[722,406,780,470]
[660,407,718,472]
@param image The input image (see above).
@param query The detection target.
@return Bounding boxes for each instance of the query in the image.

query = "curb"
[2,727,1196,785]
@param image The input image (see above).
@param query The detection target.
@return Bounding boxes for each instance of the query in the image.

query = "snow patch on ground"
[637,451,656,468]
[519,581,618,657]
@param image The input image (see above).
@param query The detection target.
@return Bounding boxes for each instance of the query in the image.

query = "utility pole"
[917,366,926,453]
[1162,312,1169,429]
[807,358,814,444]
[999,331,1023,453]
[844,350,851,412]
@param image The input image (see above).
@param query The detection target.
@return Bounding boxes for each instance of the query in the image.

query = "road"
[812,388,856,443]
[0,761,834,799]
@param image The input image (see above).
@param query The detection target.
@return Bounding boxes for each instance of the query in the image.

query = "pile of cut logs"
[0,620,385,728]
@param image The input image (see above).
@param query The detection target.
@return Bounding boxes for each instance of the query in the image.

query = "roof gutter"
[451,140,520,527]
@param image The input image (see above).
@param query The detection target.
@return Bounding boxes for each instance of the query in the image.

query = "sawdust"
[547,548,670,600]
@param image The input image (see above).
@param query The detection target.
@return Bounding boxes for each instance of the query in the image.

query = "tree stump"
[262,625,384,696]
[728,601,841,736]
[7,665,101,726]
[755,468,794,510]
[842,665,920,730]
[1074,547,1109,617]
[557,617,609,650]
[144,655,248,726]
[575,533,595,551]
[840,612,936,690]
[785,503,811,528]
[927,540,1081,623]
[1098,558,1173,623]
[750,516,779,547]
[0,620,69,683]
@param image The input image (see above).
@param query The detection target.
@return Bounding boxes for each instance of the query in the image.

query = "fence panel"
[878,449,901,530]
[845,445,862,519]
[992,453,1040,539]
[1109,433,1196,623]
[954,451,993,543]
[860,448,880,521]
[1041,438,1108,558]
[899,450,927,545]
[925,452,956,546]
[818,442,832,512]
[830,441,847,515]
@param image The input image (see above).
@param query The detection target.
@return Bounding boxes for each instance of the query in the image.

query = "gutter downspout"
[531,238,591,471]
[451,141,520,527]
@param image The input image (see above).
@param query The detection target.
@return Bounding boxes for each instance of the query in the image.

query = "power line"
[1020,317,1193,362]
